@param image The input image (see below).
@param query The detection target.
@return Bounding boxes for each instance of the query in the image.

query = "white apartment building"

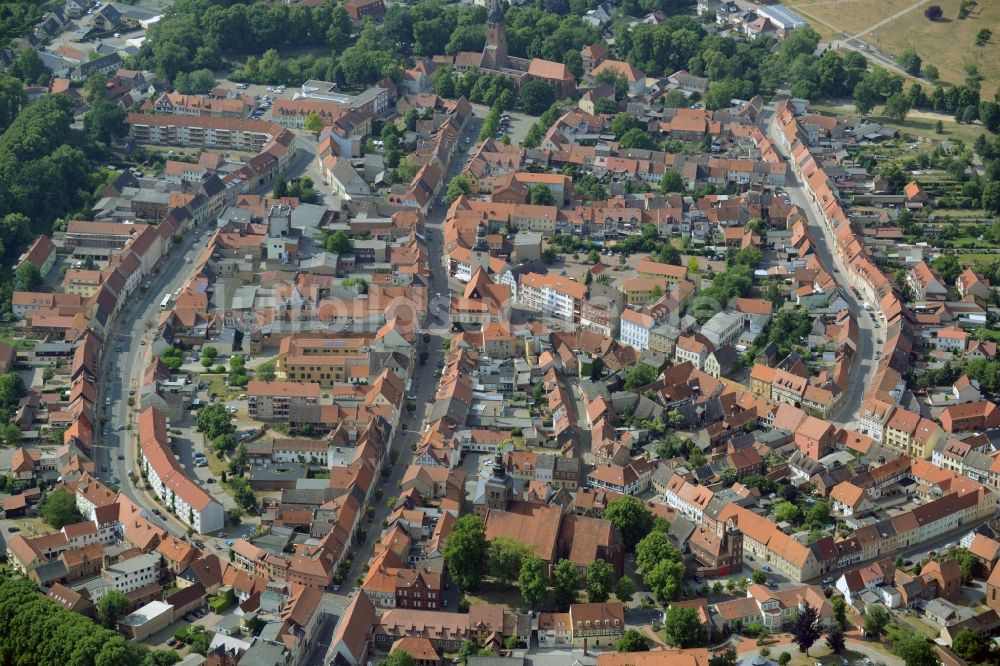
[674,335,710,370]
[94,553,161,602]
[619,309,655,351]
[518,273,587,321]
[139,407,225,534]
[700,311,744,348]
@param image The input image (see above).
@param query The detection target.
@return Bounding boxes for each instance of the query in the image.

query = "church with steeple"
[481,0,509,70]
[433,0,576,98]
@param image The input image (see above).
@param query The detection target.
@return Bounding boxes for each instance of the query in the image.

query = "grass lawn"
[202,374,239,400]
[8,516,50,537]
[956,252,1000,265]
[464,582,531,609]
[206,449,228,476]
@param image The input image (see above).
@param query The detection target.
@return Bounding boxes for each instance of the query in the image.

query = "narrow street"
[311,111,482,665]
[760,107,881,428]
[96,223,215,537]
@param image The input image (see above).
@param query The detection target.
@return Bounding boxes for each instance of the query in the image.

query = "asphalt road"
[314,112,482,663]
[95,223,216,537]
[761,106,881,428]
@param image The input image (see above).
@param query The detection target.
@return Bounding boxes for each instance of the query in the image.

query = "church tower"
[481,0,508,70]
[483,450,513,512]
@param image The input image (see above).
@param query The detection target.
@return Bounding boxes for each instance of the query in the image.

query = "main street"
[95,222,215,538]
[310,111,482,665]
[761,106,882,428]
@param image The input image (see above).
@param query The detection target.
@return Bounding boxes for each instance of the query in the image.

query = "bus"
[160,294,172,310]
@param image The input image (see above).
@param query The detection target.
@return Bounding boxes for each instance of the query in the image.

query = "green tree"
[884,92,911,121]
[518,555,548,607]
[774,501,802,525]
[326,230,352,253]
[890,628,940,666]
[611,113,643,137]
[983,182,1000,214]
[931,254,962,286]
[853,79,881,116]
[0,423,21,445]
[520,79,556,115]
[255,360,277,382]
[831,594,849,629]
[174,68,216,94]
[552,558,580,609]
[41,487,83,528]
[530,183,555,205]
[896,49,922,76]
[826,624,846,654]
[273,176,288,198]
[663,606,705,648]
[605,495,654,551]
[660,169,684,193]
[586,559,615,602]
[778,653,792,666]
[623,363,658,392]
[645,557,684,604]
[14,261,41,290]
[196,403,235,439]
[0,75,27,133]
[709,648,738,666]
[951,629,992,664]
[229,477,257,512]
[98,589,130,629]
[616,629,650,653]
[791,603,820,655]
[444,515,489,590]
[751,569,767,585]
[635,531,678,573]
[614,575,635,604]
[489,536,530,587]
[0,577,142,664]
[381,650,417,666]
[618,127,658,150]
[445,175,472,204]
[864,604,890,639]
[304,112,324,133]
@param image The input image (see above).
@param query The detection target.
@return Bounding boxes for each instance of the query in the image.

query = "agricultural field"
[783,0,917,41]
[784,0,999,97]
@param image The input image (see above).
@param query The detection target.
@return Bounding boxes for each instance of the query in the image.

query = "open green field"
[783,0,915,41]
[785,0,999,97]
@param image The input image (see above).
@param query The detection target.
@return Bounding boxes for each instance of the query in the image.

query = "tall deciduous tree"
[891,628,940,666]
[616,629,650,653]
[98,589,130,629]
[489,537,530,587]
[518,555,548,607]
[663,606,705,648]
[586,559,615,602]
[614,575,635,604]
[444,515,489,590]
[604,496,654,551]
[41,487,82,529]
[864,603,889,640]
[552,558,580,609]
